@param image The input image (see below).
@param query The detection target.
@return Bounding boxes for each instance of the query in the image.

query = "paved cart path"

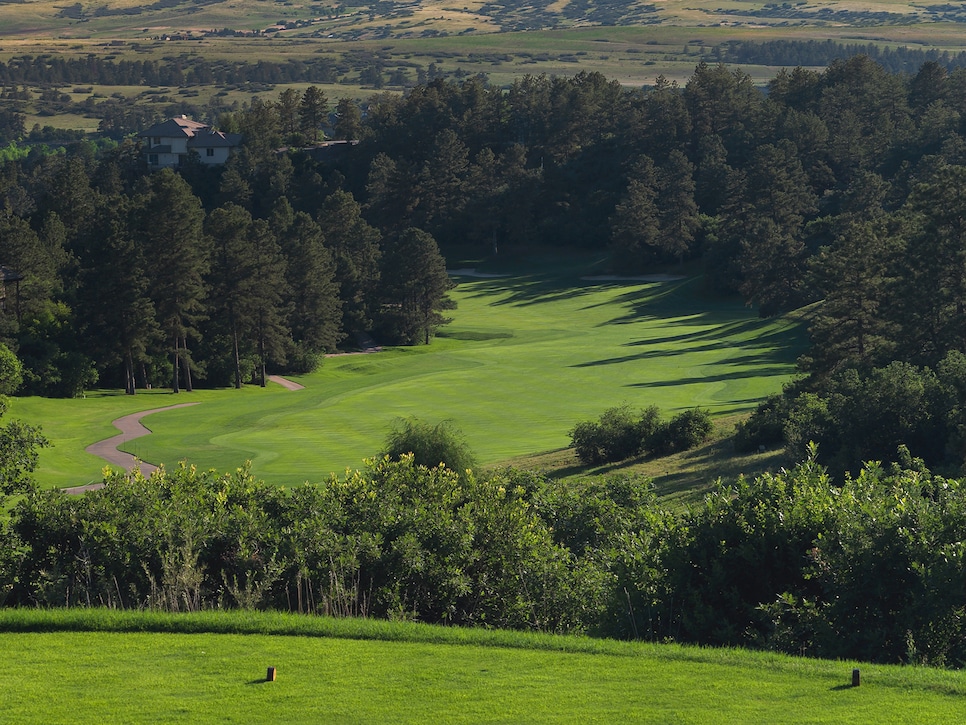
[268,375,304,390]
[62,402,201,494]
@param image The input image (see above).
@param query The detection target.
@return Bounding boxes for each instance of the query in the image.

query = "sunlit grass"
[1,609,965,723]
[12,269,806,488]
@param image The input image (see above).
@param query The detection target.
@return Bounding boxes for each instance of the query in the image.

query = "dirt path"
[62,402,201,494]
[268,375,304,391]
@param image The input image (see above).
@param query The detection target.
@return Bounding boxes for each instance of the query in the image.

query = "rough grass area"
[504,413,790,508]
[1,609,965,723]
[12,267,805,489]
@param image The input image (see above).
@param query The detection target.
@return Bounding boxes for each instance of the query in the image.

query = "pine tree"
[205,203,255,388]
[413,129,469,235]
[76,196,159,394]
[804,219,900,378]
[609,156,660,271]
[275,206,343,367]
[244,219,291,386]
[137,169,209,393]
[735,141,817,314]
[333,97,363,141]
[894,165,966,365]
[377,228,455,345]
[317,190,382,334]
[656,150,699,264]
[299,86,328,143]
[275,87,303,144]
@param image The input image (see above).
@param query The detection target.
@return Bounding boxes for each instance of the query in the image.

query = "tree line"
[0,88,456,394]
[720,39,966,74]
[0,55,340,88]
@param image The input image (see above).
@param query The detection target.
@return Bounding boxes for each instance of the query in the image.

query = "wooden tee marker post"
[852,669,860,687]
[266,667,277,682]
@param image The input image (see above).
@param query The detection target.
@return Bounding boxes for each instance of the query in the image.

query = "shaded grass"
[13,270,806,489]
[504,414,791,509]
[1,609,966,723]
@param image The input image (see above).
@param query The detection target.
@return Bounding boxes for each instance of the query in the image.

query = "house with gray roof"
[138,115,242,168]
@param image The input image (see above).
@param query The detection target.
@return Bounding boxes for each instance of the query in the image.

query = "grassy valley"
[7,0,966,711]
[9,260,805,490]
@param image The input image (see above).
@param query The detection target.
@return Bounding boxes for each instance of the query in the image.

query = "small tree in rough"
[570,405,660,465]
[0,397,47,497]
[382,417,476,472]
[648,408,714,456]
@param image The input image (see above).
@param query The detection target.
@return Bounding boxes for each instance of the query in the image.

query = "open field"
[3,0,966,104]
[9,264,806,489]
[5,0,966,133]
[1,608,965,723]
[1,0,964,41]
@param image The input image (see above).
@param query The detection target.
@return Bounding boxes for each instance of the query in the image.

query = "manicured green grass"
[1,609,964,723]
[12,269,806,488]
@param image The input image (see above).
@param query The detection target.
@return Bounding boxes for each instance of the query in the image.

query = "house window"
[153,137,161,145]
[206,148,215,157]
[148,154,158,165]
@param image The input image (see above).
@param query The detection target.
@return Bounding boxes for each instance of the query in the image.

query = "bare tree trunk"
[230,304,242,389]
[181,336,194,392]
[125,349,136,395]
[258,332,267,388]
[172,335,180,393]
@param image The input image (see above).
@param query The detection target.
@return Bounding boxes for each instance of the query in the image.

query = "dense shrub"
[569,405,658,464]
[741,354,966,474]
[570,405,711,464]
[0,344,22,395]
[381,417,476,472]
[6,458,599,632]
[649,408,714,456]
[733,394,788,453]
[12,445,966,665]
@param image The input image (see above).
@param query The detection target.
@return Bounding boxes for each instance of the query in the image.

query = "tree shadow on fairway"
[572,343,799,368]
[457,269,689,309]
[572,317,806,369]
[457,273,605,307]
[620,317,769,344]
[588,278,706,321]
[627,367,797,388]
[647,438,791,504]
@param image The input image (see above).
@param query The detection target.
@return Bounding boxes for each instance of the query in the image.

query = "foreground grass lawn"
[0,610,963,724]
[12,268,806,488]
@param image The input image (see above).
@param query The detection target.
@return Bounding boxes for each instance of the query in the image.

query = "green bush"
[0,344,22,395]
[284,341,324,374]
[382,417,476,472]
[569,405,659,465]
[571,406,712,464]
[7,458,595,632]
[649,408,714,456]
[734,395,788,453]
